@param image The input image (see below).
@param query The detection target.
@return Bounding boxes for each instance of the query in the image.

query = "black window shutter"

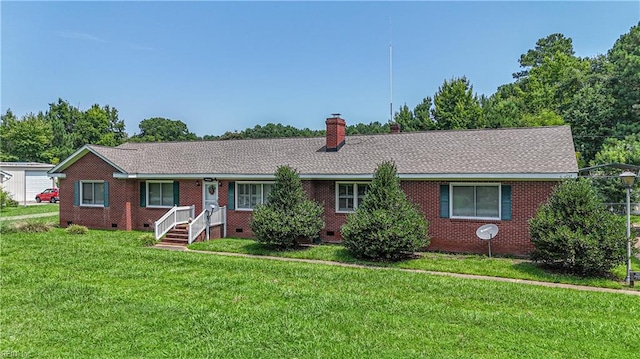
[140,182,146,207]
[73,181,80,206]
[440,184,449,218]
[173,181,180,206]
[228,182,235,210]
[501,185,512,220]
[103,182,110,207]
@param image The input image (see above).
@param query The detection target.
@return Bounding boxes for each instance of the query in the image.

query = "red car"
[35,188,59,203]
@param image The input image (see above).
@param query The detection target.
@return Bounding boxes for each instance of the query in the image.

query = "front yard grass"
[2,228,639,358]
[0,203,59,217]
[189,238,639,290]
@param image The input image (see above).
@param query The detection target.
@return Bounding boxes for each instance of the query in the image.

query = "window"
[147,181,174,207]
[81,181,105,206]
[336,183,369,212]
[236,182,274,210]
[451,184,500,219]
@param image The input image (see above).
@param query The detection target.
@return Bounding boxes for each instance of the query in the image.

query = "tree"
[346,121,388,135]
[46,98,82,161]
[412,97,436,130]
[105,105,127,145]
[250,166,324,248]
[514,33,575,80]
[341,161,429,261]
[562,72,615,164]
[132,117,198,142]
[589,134,640,206]
[518,109,564,127]
[2,99,127,163]
[393,97,436,132]
[431,77,485,130]
[393,104,414,131]
[0,112,53,163]
[0,109,19,161]
[529,178,627,276]
[607,22,640,138]
[74,104,126,148]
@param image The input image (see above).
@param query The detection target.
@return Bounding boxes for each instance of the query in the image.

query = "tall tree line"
[394,23,639,166]
[1,99,126,163]
[2,23,638,168]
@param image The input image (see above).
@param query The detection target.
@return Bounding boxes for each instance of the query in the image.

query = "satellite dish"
[476,224,498,258]
[476,224,499,240]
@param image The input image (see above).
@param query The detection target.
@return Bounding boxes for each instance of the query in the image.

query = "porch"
[154,205,227,246]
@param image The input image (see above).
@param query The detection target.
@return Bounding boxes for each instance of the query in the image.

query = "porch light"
[195,180,201,187]
[620,171,637,189]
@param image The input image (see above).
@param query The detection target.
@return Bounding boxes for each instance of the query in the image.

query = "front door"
[203,181,219,211]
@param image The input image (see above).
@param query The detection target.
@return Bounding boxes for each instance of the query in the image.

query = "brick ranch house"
[48,116,578,255]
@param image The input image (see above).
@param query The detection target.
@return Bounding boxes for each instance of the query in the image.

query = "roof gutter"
[112,172,577,181]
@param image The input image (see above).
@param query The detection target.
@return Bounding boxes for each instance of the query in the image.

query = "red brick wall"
[62,154,557,255]
[218,181,255,238]
[220,179,556,255]
[61,154,207,232]
[401,181,557,256]
[60,152,138,230]
[135,179,203,230]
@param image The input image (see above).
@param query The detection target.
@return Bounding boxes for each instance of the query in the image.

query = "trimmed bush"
[0,188,18,209]
[139,233,159,247]
[65,224,89,235]
[342,161,429,261]
[251,166,324,249]
[529,178,627,276]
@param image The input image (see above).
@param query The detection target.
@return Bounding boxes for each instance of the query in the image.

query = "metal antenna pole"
[488,234,492,258]
[389,17,393,122]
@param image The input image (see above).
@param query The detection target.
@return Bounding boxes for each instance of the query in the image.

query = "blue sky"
[2,1,639,137]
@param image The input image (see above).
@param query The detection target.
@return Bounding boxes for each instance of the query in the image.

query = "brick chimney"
[326,114,346,152]
[390,123,401,134]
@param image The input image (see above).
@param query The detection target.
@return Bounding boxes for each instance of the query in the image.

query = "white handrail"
[154,205,194,240]
[156,205,227,242]
[188,210,207,244]
[209,206,226,226]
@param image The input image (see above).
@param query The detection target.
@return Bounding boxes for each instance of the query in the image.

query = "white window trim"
[450,183,501,221]
[146,180,174,208]
[80,180,105,207]
[335,182,370,213]
[235,181,275,211]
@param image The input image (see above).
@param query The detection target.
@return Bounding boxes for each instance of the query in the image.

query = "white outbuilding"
[0,162,56,203]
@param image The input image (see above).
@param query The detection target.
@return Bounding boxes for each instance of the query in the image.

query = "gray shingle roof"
[76,126,578,179]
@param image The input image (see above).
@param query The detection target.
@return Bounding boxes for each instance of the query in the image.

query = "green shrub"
[529,178,627,276]
[65,224,89,235]
[139,233,159,247]
[0,222,16,234]
[251,166,324,249]
[0,188,18,209]
[342,161,429,261]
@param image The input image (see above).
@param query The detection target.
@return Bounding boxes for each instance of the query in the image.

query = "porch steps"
[160,224,189,245]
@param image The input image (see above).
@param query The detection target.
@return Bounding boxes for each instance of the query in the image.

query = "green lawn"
[0,204,59,217]
[1,228,639,358]
[190,238,639,290]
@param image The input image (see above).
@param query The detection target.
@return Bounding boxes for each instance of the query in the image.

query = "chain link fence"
[604,203,640,215]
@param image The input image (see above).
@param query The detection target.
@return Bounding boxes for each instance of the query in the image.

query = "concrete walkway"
[0,212,59,221]
[156,246,640,296]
